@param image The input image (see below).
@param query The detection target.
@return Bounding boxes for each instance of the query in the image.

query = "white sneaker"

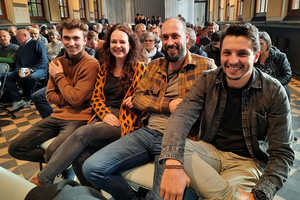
[10,100,27,111]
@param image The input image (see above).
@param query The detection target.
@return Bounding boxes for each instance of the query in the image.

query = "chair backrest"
[0,63,10,96]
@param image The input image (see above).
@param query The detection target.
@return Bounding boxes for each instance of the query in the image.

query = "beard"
[162,44,185,62]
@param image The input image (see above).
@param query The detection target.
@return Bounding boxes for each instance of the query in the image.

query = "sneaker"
[30,177,46,185]
[23,100,32,108]
[9,100,27,111]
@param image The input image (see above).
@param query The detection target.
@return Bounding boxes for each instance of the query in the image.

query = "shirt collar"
[216,67,261,90]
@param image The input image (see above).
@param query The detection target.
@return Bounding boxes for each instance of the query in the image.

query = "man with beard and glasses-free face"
[158,23,294,200]
[82,17,216,200]
[8,19,100,178]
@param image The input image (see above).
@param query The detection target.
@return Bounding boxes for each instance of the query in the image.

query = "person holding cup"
[5,29,48,111]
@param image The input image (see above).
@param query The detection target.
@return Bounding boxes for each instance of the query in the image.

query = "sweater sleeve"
[32,41,48,71]
[91,68,112,120]
[47,58,100,107]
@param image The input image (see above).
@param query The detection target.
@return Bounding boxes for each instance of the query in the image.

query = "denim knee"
[82,158,106,184]
[32,87,46,101]
[8,140,22,160]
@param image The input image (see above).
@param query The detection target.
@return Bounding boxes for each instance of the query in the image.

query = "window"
[291,0,300,9]
[58,0,68,18]
[79,0,86,19]
[28,0,44,18]
[0,0,6,18]
[225,0,230,20]
[256,0,268,13]
[286,0,300,17]
[94,0,99,20]
[237,0,243,17]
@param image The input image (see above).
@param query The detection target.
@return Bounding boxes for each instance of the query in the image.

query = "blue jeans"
[5,69,47,101]
[8,116,87,163]
[37,120,121,185]
[82,126,164,200]
[32,87,53,118]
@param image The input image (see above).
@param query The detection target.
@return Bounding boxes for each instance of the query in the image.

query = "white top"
[46,41,64,58]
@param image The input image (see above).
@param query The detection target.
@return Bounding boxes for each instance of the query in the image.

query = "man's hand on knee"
[160,159,190,200]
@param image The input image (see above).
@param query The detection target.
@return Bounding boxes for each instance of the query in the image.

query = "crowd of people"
[0,14,295,200]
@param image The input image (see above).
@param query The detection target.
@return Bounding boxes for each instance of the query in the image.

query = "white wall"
[165,0,194,24]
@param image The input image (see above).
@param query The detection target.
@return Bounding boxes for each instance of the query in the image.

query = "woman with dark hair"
[254,31,292,100]
[142,31,164,64]
[30,24,146,186]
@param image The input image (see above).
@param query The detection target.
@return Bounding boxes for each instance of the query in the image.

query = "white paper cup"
[21,68,29,77]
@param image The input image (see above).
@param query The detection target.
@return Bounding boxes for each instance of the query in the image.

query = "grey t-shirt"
[147,67,179,133]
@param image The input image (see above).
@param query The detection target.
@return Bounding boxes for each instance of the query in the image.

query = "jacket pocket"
[252,111,268,140]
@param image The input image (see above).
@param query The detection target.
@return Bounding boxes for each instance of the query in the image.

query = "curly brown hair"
[100,23,146,92]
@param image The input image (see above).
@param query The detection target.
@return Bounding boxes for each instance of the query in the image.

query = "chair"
[0,63,16,118]
[39,137,199,199]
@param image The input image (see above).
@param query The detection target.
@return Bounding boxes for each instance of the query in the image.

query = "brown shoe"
[30,177,46,185]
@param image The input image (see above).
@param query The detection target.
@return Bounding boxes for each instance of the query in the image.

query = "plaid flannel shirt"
[132,50,217,140]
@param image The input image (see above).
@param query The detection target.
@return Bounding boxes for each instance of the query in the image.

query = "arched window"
[94,0,99,21]
[0,0,6,19]
[79,0,86,20]
[28,0,44,18]
[256,0,268,14]
[237,0,243,17]
[58,0,69,19]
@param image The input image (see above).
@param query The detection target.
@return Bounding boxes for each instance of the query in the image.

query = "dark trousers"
[32,87,53,118]
[8,116,87,163]
[5,69,47,102]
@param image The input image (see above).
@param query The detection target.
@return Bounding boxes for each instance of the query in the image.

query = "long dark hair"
[100,24,146,92]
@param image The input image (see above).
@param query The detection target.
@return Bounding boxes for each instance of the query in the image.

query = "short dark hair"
[220,22,260,53]
[211,31,222,42]
[57,18,88,38]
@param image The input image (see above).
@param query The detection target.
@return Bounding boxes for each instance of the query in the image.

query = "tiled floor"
[1,78,300,200]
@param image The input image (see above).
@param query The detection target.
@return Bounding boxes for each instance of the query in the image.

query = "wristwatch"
[30,69,34,73]
[252,189,267,200]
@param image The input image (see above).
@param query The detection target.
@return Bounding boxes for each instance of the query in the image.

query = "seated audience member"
[30,28,48,46]
[85,31,99,50]
[41,26,51,43]
[158,23,294,200]
[156,16,162,26]
[5,29,48,111]
[46,29,63,61]
[151,16,156,25]
[32,45,96,119]
[81,17,216,200]
[135,13,140,25]
[196,25,203,37]
[29,24,146,187]
[199,21,215,47]
[95,23,105,40]
[140,14,147,26]
[8,18,100,174]
[135,23,147,41]
[254,31,292,101]
[26,26,32,32]
[196,26,206,45]
[50,24,56,30]
[32,24,49,46]
[0,30,19,71]
[8,26,19,45]
[124,23,132,30]
[151,26,162,51]
[99,14,109,26]
[142,32,164,64]
[203,31,222,66]
[186,28,207,57]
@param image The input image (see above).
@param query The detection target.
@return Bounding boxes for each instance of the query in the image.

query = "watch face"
[253,190,267,200]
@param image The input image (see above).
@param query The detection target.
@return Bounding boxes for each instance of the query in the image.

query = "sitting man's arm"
[0,45,19,63]
[46,59,100,107]
[158,73,206,200]
[251,84,294,200]
[132,62,176,114]
[31,41,48,72]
